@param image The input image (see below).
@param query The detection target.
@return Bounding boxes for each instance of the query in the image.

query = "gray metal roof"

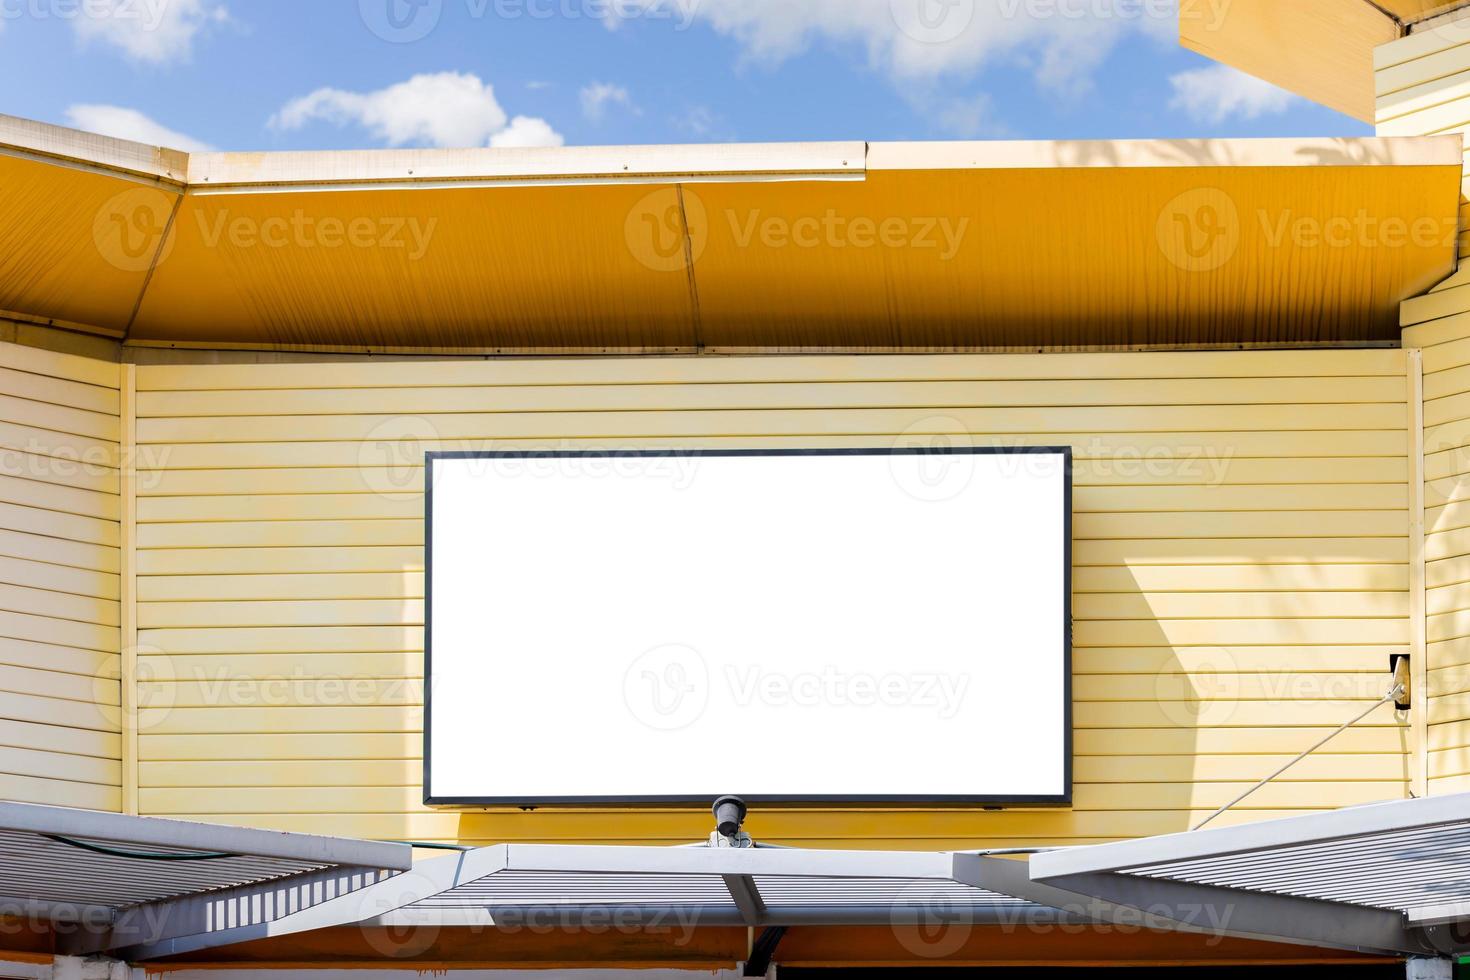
[1014,792,1470,958]
[1030,793,1470,920]
[0,801,411,959]
[29,793,1470,964]
[185,796,1470,963]
[372,863,1045,929]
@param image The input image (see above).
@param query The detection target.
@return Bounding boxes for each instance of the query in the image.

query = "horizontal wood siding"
[133,349,1412,847]
[0,340,121,811]
[1407,289,1470,794]
[1380,25,1470,794]
[1376,30,1470,259]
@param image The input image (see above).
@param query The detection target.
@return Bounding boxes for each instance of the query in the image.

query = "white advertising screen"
[426,449,1070,805]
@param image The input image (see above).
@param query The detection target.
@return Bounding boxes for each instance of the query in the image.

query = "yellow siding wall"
[0,337,121,811]
[1378,22,1470,795]
[1405,283,1470,793]
[1377,25,1470,259]
[130,350,1412,848]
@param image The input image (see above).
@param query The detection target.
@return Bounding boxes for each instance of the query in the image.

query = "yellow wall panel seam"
[1410,346,1430,797]
[120,362,137,815]
[133,349,1410,392]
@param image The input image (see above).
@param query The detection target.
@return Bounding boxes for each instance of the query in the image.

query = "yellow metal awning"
[0,115,1462,353]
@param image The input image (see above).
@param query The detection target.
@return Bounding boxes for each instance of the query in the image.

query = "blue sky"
[0,0,1368,152]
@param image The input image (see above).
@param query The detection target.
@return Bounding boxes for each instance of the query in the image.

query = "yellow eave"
[0,114,1462,353]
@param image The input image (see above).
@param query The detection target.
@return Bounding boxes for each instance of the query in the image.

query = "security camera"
[713,796,748,839]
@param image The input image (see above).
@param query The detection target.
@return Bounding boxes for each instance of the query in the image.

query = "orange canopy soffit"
[0,115,1463,353]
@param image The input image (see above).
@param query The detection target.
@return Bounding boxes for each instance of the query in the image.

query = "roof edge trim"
[869,136,1465,171]
[0,113,188,184]
[186,141,868,189]
[4,113,1458,192]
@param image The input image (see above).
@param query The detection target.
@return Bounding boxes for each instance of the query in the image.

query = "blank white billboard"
[426,449,1070,806]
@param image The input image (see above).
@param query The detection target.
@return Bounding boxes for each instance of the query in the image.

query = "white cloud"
[65,104,214,151]
[490,115,565,148]
[1168,64,1298,124]
[271,72,505,148]
[72,0,228,64]
[580,82,636,122]
[612,0,1182,95]
[271,72,564,149]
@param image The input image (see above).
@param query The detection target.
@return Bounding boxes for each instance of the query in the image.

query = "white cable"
[1192,685,1405,832]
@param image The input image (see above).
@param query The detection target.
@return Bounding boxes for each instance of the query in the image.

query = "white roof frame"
[110,843,1060,961]
[1009,792,1470,958]
[34,794,1470,963]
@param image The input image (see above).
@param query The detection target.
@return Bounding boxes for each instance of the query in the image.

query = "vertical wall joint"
[1408,347,1428,798]
[120,362,139,815]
